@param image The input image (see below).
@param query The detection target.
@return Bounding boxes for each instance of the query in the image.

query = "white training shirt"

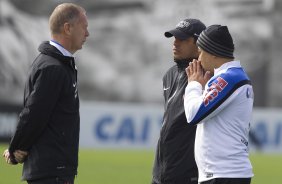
[184,61,254,182]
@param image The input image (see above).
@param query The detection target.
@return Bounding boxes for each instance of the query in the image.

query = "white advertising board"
[1,102,282,152]
[250,108,282,152]
[80,102,282,152]
[80,102,163,149]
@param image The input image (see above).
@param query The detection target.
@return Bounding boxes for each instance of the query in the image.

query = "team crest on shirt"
[204,77,228,106]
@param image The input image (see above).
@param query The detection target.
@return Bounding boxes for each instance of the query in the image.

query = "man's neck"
[214,57,233,69]
[51,35,74,54]
[174,58,193,69]
[50,40,73,57]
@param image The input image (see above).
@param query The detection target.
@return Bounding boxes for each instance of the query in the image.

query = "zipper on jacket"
[163,71,184,125]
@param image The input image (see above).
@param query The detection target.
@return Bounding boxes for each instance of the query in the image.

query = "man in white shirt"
[184,25,254,184]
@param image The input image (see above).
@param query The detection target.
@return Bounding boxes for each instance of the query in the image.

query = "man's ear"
[63,22,72,36]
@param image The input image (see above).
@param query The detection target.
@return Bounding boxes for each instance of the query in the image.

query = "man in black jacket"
[3,3,89,184]
[152,19,206,184]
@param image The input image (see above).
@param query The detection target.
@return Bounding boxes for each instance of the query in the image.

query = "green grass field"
[1,144,282,184]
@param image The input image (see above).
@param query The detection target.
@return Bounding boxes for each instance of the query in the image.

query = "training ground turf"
[1,144,281,184]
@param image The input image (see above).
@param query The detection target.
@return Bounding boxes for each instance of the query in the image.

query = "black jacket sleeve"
[9,66,67,154]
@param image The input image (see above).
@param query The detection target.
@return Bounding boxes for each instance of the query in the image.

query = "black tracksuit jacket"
[152,61,198,184]
[9,41,80,181]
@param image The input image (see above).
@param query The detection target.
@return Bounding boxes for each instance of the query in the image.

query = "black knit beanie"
[197,25,234,59]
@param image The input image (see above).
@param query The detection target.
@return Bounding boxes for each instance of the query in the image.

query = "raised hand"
[186,59,211,87]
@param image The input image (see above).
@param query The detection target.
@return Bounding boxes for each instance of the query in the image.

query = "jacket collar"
[175,59,192,70]
[214,60,241,76]
[38,41,75,63]
[49,40,73,57]
[38,41,76,70]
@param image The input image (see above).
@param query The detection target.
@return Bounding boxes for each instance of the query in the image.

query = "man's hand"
[2,149,16,165]
[186,59,211,87]
[14,150,28,163]
[2,149,28,164]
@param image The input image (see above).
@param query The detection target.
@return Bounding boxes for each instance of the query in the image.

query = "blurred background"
[0,0,282,183]
[1,0,281,106]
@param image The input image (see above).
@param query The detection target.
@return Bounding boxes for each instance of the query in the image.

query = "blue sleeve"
[189,68,251,125]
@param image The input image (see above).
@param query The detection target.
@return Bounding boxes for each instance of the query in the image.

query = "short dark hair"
[192,35,199,43]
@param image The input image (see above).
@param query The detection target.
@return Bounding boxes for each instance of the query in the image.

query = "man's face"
[173,37,199,60]
[198,48,214,73]
[69,12,89,53]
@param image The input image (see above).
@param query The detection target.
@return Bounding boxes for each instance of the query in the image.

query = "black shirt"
[152,60,198,184]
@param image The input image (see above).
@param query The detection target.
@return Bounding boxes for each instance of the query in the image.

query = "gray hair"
[49,3,86,35]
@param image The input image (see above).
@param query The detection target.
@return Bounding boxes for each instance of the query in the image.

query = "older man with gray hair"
[3,3,89,184]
